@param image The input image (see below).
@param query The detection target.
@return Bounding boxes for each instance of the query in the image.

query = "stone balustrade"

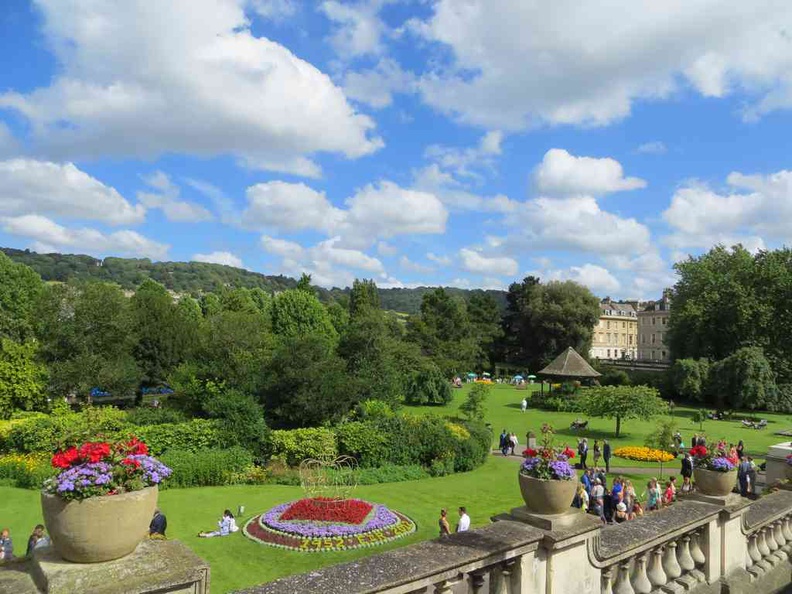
[241,490,792,594]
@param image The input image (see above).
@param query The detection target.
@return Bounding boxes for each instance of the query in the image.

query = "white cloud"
[663,170,792,249]
[502,196,651,255]
[425,130,503,181]
[0,0,381,175]
[377,241,398,256]
[399,255,434,273]
[344,59,415,108]
[0,123,18,158]
[137,171,213,223]
[340,181,448,247]
[545,264,621,296]
[533,149,646,196]
[2,214,167,259]
[249,0,296,19]
[0,159,145,225]
[459,248,518,277]
[415,1,792,129]
[320,1,386,58]
[261,235,304,259]
[413,164,518,213]
[192,251,243,268]
[636,141,667,155]
[604,251,675,299]
[243,182,344,233]
[427,252,451,266]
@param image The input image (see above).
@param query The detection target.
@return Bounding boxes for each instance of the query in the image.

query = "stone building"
[590,298,638,360]
[638,290,671,361]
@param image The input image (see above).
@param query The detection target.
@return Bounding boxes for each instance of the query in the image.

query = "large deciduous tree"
[0,253,44,342]
[578,385,668,437]
[501,278,600,371]
[707,346,778,411]
[670,358,710,401]
[0,338,48,418]
[269,289,338,345]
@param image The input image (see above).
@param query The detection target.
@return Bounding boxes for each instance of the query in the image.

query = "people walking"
[579,438,589,469]
[603,440,611,473]
[593,440,601,468]
[499,429,509,456]
[681,452,693,480]
[520,398,527,413]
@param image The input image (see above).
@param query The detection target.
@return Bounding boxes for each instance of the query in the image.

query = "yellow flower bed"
[613,446,675,463]
[0,452,50,473]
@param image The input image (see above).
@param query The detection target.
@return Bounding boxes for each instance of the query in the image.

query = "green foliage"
[126,407,187,426]
[459,383,490,420]
[0,454,52,489]
[599,368,630,386]
[160,447,254,489]
[0,339,48,419]
[269,427,338,466]
[404,365,452,405]
[691,409,708,431]
[202,386,270,460]
[578,385,668,437]
[269,290,338,344]
[135,419,228,456]
[347,464,429,485]
[708,346,778,410]
[354,399,395,420]
[261,334,358,428]
[644,419,676,452]
[349,279,381,317]
[671,358,710,401]
[335,421,390,467]
[500,277,600,371]
[0,251,44,341]
[467,291,504,369]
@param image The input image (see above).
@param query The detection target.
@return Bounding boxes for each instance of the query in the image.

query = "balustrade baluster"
[783,517,792,542]
[690,530,706,566]
[433,579,453,594]
[758,528,771,558]
[489,559,517,594]
[630,553,652,594]
[470,570,487,594]
[677,535,695,572]
[613,561,635,594]
[601,566,615,594]
[767,525,780,553]
[748,533,762,565]
[662,540,682,580]
[774,521,787,548]
[647,547,667,587]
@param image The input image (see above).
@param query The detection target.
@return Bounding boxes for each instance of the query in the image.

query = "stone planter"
[518,473,577,515]
[41,486,158,563]
[693,468,737,497]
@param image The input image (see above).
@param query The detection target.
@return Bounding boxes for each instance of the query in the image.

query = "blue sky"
[1,0,791,298]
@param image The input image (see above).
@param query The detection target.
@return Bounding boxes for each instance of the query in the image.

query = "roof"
[538,347,601,378]
[600,300,637,316]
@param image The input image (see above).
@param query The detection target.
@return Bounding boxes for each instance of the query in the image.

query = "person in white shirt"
[198,509,237,538]
[456,507,470,532]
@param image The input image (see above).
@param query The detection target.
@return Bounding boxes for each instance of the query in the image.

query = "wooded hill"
[0,247,506,314]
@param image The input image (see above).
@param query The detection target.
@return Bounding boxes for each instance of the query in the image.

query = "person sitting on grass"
[26,525,49,556]
[198,510,238,538]
[0,528,13,560]
[150,509,167,538]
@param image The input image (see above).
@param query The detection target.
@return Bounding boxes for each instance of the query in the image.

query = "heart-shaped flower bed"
[243,497,416,552]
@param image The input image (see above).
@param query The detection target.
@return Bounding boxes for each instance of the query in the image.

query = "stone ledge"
[17,540,209,594]
[744,490,792,531]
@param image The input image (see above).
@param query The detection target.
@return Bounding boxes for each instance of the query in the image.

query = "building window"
[651,334,656,344]
[652,318,656,325]
[629,335,633,345]
[607,321,611,329]
[622,321,626,329]
[662,350,667,359]
[607,349,611,358]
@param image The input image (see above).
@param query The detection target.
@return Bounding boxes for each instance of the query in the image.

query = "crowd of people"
[0,524,51,561]
[575,438,613,472]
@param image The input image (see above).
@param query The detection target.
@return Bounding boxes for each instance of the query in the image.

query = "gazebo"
[537,347,601,395]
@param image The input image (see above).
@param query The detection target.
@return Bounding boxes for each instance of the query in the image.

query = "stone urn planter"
[693,468,737,497]
[41,486,158,563]
[518,473,577,515]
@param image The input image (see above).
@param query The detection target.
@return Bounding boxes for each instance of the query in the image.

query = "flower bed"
[243,497,416,552]
[613,446,675,463]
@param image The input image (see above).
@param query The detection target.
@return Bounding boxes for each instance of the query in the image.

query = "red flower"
[52,447,79,469]
[280,498,373,525]
[120,457,141,469]
[524,448,538,458]
[78,442,112,464]
[125,437,149,456]
[562,447,576,459]
[689,445,708,458]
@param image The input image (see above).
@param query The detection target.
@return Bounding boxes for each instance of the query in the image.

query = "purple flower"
[710,457,735,471]
[260,501,399,538]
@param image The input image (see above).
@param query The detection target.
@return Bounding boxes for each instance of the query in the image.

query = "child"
[0,528,13,560]
[198,510,236,538]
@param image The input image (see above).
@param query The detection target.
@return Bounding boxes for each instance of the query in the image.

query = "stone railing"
[238,489,792,594]
[587,501,720,594]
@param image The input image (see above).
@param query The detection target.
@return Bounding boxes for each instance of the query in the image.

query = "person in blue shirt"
[0,528,13,560]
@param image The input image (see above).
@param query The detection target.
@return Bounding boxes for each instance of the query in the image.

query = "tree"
[460,383,490,421]
[691,409,708,431]
[0,339,48,418]
[269,289,338,345]
[296,273,314,294]
[644,418,677,478]
[707,346,778,410]
[349,279,381,318]
[260,335,357,428]
[670,358,710,401]
[500,278,600,371]
[467,291,503,370]
[201,383,270,459]
[404,365,452,405]
[0,253,44,341]
[578,385,667,437]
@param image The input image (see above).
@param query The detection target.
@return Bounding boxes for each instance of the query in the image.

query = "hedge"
[270,427,337,466]
[160,447,254,489]
[135,419,228,456]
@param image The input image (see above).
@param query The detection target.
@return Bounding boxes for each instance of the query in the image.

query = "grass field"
[406,383,792,461]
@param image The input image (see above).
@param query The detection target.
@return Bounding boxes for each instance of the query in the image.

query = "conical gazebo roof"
[538,347,601,378]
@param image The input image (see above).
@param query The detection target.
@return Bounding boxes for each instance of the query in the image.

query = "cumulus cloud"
[533,149,646,196]
[2,214,167,259]
[0,0,381,175]
[663,170,792,249]
[636,141,667,155]
[415,1,792,129]
[377,241,398,256]
[243,182,344,233]
[249,0,296,19]
[344,59,416,108]
[544,264,621,295]
[459,248,518,277]
[399,256,434,273]
[320,1,386,58]
[427,252,452,266]
[137,171,213,223]
[192,251,243,268]
[0,159,145,225]
[0,123,18,158]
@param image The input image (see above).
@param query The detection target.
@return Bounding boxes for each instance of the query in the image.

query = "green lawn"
[406,383,792,461]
